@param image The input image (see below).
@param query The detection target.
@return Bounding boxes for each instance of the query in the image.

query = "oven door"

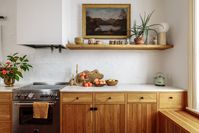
[12,101,60,133]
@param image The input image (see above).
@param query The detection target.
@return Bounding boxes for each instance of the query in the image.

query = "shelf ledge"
[66,44,174,50]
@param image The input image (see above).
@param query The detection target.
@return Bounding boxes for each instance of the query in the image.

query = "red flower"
[2,70,7,75]
[6,60,11,65]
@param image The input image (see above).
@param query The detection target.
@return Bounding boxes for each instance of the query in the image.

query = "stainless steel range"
[12,83,66,133]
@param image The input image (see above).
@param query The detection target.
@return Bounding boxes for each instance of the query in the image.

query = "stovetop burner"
[18,84,66,90]
[13,82,68,101]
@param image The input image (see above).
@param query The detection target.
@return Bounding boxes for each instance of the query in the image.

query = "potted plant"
[130,11,160,44]
[0,53,32,86]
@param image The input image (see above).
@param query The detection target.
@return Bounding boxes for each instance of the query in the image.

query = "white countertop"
[0,84,24,92]
[0,84,186,93]
[60,84,186,92]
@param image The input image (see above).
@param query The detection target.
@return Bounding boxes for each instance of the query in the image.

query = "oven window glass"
[19,106,53,125]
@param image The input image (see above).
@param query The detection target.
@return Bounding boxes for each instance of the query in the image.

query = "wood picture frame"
[82,4,131,39]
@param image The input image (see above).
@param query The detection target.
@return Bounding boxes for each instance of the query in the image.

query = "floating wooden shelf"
[66,44,174,50]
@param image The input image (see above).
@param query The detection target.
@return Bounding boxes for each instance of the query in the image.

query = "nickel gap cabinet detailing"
[60,91,186,133]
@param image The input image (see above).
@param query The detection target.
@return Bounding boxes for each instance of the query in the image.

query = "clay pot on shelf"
[75,37,84,45]
[134,36,145,44]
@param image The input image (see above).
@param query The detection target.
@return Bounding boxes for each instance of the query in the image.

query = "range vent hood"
[21,44,66,53]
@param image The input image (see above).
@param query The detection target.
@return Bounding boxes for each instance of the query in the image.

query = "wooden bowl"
[106,80,118,86]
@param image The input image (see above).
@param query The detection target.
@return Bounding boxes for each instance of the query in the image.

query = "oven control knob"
[15,94,21,99]
[28,93,34,99]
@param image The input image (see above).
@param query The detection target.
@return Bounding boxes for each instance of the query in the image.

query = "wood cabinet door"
[127,103,157,133]
[0,122,11,133]
[95,104,125,133]
[0,104,11,121]
[62,104,93,133]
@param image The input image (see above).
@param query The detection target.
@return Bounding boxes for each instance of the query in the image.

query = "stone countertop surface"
[60,84,186,92]
[0,84,24,92]
[0,84,187,93]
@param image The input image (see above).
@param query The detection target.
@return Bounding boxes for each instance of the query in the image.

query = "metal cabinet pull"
[90,107,98,111]
[94,107,98,111]
[140,97,144,99]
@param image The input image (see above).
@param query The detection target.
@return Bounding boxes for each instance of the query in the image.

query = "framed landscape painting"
[82,4,131,39]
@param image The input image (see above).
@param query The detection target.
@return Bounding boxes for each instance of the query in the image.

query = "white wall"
[17,0,62,44]
[161,0,189,89]
[0,0,189,89]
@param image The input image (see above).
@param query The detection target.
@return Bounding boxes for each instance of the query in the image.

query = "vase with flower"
[0,53,32,87]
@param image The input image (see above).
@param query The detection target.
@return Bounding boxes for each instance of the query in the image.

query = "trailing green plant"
[130,11,161,43]
[0,53,32,81]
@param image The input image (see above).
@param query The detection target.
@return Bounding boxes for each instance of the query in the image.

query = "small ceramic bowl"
[106,80,118,86]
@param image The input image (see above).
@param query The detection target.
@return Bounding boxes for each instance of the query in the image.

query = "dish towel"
[33,102,49,119]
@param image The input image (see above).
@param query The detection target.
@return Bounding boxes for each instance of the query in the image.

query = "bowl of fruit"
[93,78,106,87]
[106,79,118,86]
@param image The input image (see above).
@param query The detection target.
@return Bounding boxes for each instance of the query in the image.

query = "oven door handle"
[14,102,55,106]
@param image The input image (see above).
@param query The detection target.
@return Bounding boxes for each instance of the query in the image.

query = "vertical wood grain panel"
[62,104,93,133]
[0,122,11,133]
[127,103,157,133]
[159,112,190,133]
[0,93,12,133]
[95,104,125,133]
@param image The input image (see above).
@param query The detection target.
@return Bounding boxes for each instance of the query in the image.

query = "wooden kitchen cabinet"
[62,104,93,133]
[0,93,12,133]
[94,93,125,133]
[159,92,186,109]
[0,122,11,133]
[95,104,125,133]
[61,92,125,133]
[61,93,93,133]
[61,91,186,133]
[127,93,157,133]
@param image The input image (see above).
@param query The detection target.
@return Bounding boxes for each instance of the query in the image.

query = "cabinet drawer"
[0,104,11,121]
[159,92,185,109]
[61,93,92,104]
[0,93,11,103]
[94,93,125,104]
[0,122,11,133]
[128,93,157,103]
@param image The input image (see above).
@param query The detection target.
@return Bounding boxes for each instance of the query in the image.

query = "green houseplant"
[130,11,160,44]
[0,53,32,86]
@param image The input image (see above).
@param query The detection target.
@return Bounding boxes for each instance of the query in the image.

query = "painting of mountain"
[82,4,131,38]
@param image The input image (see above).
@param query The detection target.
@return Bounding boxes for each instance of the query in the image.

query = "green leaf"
[16,71,23,78]
[15,75,20,81]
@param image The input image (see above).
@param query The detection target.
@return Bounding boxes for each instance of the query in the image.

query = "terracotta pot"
[4,77,15,87]
[134,37,145,44]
